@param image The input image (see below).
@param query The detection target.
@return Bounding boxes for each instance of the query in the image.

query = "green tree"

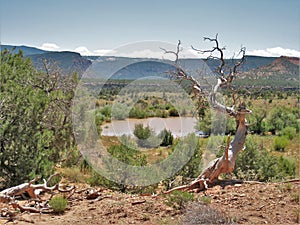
[0,50,78,188]
[234,136,295,181]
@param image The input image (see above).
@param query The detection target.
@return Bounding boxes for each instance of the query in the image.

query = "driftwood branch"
[0,173,64,199]
[0,173,74,214]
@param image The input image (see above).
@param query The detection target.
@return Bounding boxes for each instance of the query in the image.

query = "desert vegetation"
[0,39,299,224]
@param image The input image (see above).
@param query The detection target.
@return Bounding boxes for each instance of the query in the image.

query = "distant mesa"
[1,44,299,81]
[0,44,48,56]
[1,45,91,76]
[29,51,92,77]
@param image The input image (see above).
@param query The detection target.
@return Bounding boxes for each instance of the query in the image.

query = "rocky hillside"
[241,56,299,79]
[235,56,299,89]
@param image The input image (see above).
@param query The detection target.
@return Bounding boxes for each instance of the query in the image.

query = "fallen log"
[0,173,74,214]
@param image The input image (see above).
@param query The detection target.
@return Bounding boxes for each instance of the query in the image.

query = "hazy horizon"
[1,0,299,58]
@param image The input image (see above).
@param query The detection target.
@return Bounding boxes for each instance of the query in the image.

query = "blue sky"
[1,0,299,57]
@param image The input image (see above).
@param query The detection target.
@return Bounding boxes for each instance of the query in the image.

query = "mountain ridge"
[1,44,299,82]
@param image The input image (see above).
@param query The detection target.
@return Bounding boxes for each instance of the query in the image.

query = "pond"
[101,117,198,137]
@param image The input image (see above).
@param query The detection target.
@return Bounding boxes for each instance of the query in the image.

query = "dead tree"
[162,34,251,193]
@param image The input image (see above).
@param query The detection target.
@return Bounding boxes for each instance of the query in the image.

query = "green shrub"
[169,107,179,117]
[129,107,149,118]
[95,140,147,192]
[111,103,128,120]
[159,129,174,146]
[273,136,289,152]
[133,124,151,140]
[138,134,161,148]
[133,124,161,148]
[100,105,112,118]
[0,50,78,188]
[61,147,81,168]
[165,190,194,210]
[49,195,68,213]
[264,106,299,134]
[107,142,147,166]
[234,136,295,181]
[119,135,139,150]
[163,134,202,188]
[276,156,296,179]
[280,127,297,140]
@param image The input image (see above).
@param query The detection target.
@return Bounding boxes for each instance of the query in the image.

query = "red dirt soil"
[1,181,299,224]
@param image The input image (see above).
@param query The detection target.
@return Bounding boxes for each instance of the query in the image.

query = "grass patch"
[198,195,212,204]
[291,192,299,203]
[165,190,194,210]
[59,167,88,183]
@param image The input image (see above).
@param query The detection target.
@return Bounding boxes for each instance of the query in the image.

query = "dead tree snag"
[163,34,251,193]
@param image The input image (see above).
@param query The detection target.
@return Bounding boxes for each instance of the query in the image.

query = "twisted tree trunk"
[162,35,251,193]
[200,106,250,182]
[165,103,250,193]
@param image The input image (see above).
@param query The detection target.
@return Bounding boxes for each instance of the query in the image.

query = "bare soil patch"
[1,181,299,224]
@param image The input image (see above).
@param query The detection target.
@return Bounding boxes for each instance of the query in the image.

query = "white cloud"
[74,46,93,56]
[95,48,202,60]
[74,47,117,56]
[110,49,169,59]
[94,49,116,56]
[247,47,300,57]
[39,41,203,59]
[40,43,60,51]
[38,42,300,59]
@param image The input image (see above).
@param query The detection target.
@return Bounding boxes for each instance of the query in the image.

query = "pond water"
[101,117,198,137]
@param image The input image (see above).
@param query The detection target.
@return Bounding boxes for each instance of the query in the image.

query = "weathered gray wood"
[163,36,250,193]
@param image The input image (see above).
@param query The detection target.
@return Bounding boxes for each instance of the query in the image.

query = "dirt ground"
[1,181,299,225]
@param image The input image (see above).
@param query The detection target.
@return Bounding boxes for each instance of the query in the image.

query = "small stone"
[165,207,174,212]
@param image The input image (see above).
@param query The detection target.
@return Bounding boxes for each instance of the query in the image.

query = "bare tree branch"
[160,40,181,63]
[163,35,252,193]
